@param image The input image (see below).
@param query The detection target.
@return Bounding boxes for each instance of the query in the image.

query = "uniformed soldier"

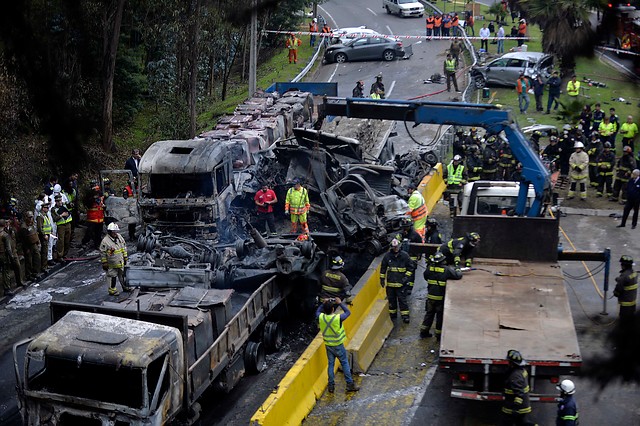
[438,232,480,268]
[613,255,637,322]
[19,211,41,281]
[320,256,351,301]
[420,252,463,339]
[100,222,130,296]
[3,218,23,287]
[502,349,534,425]
[380,239,415,323]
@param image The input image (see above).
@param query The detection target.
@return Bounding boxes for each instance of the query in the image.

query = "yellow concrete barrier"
[250,164,447,426]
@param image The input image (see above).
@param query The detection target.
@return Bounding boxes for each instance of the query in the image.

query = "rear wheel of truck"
[244,341,266,374]
[263,321,283,353]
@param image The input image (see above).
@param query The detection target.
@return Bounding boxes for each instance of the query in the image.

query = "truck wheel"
[263,321,283,353]
[136,235,146,252]
[244,341,266,374]
[235,239,246,258]
[366,239,383,255]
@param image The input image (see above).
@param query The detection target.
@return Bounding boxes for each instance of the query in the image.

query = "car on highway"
[470,51,555,88]
[323,36,405,64]
[331,26,381,45]
[382,0,424,18]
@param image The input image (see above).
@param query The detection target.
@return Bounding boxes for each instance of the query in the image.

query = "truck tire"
[235,239,246,258]
[244,341,266,374]
[366,239,383,255]
[263,321,283,353]
[137,234,146,252]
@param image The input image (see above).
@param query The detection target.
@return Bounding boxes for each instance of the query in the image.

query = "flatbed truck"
[439,259,582,402]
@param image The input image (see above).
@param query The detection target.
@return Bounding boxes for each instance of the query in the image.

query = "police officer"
[438,232,480,267]
[51,194,72,260]
[19,211,41,281]
[420,252,463,339]
[502,349,534,425]
[425,217,443,244]
[380,238,414,323]
[36,202,52,271]
[320,256,351,301]
[556,379,579,426]
[613,255,637,322]
[100,222,130,296]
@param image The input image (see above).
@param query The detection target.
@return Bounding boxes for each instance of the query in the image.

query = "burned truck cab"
[137,138,236,237]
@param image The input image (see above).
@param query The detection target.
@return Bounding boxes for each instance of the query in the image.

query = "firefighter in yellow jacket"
[285,178,310,234]
[100,222,130,296]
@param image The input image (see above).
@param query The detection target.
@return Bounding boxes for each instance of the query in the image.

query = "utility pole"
[249,0,257,96]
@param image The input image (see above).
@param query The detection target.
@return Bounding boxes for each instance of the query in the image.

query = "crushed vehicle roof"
[138,138,230,174]
[28,311,180,368]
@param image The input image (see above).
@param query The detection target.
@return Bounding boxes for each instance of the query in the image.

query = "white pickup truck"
[382,0,424,17]
[459,180,537,216]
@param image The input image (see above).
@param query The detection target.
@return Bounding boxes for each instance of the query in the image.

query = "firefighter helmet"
[390,238,400,248]
[620,255,633,265]
[573,141,584,149]
[107,222,120,232]
[331,256,345,270]
[532,130,542,139]
[431,251,446,264]
[467,232,480,243]
[427,217,438,227]
[296,233,309,241]
[556,379,576,395]
[507,349,526,366]
[604,141,611,148]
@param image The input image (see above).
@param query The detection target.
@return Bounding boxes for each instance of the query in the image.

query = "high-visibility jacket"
[518,22,527,36]
[445,59,456,73]
[620,122,639,139]
[100,233,128,269]
[434,17,442,28]
[86,198,105,223]
[443,17,452,29]
[285,187,310,215]
[424,263,462,301]
[426,17,435,29]
[569,151,589,180]
[371,92,381,99]
[309,22,318,32]
[319,313,346,346]
[516,77,530,94]
[286,37,301,50]
[408,190,427,227]
[451,16,459,27]
[446,162,465,185]
[614,268,638,307]
[52,205,72,226]
[502,367,532,415]
[567,80,580,96]
[37,214,52,238]
[598,121,615,137]
[380,250,413,287]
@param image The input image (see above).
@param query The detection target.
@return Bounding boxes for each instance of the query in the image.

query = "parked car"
[323,36,404,64]
[470,52,555,88]
[331,26,381,45]
[382,0,424,18]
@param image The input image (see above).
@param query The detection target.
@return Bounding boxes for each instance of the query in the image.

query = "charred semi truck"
[14,279,292,425]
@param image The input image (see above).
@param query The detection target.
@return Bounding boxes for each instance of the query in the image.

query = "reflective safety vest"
[309,23,318,32]
[446,162,464,185]
[434,17,442,27]
[445,59,456,72]
[426,265,447,300]
[285,187,309,215]
[408,190,427,223]
[286,37,300,50]
[598,122,615,137]
[371,93,381,100]
[53,205,73,226]
[41,215,52,235]
[86,199,105,223]
[319,313,346,346]
[426,17,435,29]
[567,80,580,96]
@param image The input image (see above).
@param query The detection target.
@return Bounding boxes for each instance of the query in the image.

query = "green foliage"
[556,98,586,124]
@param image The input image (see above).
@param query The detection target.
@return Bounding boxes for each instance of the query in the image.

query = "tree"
[519,0,598,75]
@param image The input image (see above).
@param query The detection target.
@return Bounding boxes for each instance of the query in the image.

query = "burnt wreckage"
[128,88,437,291]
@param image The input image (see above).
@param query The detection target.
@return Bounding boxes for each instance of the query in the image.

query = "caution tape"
[596,45,640,57]
[263,29,532,41]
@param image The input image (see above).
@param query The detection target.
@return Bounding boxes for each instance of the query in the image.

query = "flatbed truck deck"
[439,259,582,402]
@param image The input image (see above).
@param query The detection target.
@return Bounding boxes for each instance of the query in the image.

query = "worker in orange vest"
[286,33,301,64]
[517,18,527,46]
[451,13,460,36]
[434,14,442,38]
[426,14,435,39]
[321,23,332,47]
[309,18,318,47]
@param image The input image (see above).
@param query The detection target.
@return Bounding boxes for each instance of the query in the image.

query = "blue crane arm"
[322,97,550,217]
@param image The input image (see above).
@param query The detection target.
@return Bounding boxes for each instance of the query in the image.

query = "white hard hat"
[574,141,584,149]
[313,17,317,22]
[556,379,576,395]
[453,155,462,161]
[107,222,120,232]
[53,184,62,193]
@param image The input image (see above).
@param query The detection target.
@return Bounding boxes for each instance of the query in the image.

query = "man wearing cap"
[254,182,278,236]
[309,18,318,47]
[100,222,130,296]
[1,216,23,288]
[566,75,580,98]
[51,194,72,260]
[444,154,467,217]
[285,179,310,234]
[320,255,351,302]
[546,70,561,114]
[380,238,414,323]
[36,202,52,271]
[407,184,428,242]
[19,211,41,281]
[610,146,637,203]
[285,33,301,64]
[567,141,590,200]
